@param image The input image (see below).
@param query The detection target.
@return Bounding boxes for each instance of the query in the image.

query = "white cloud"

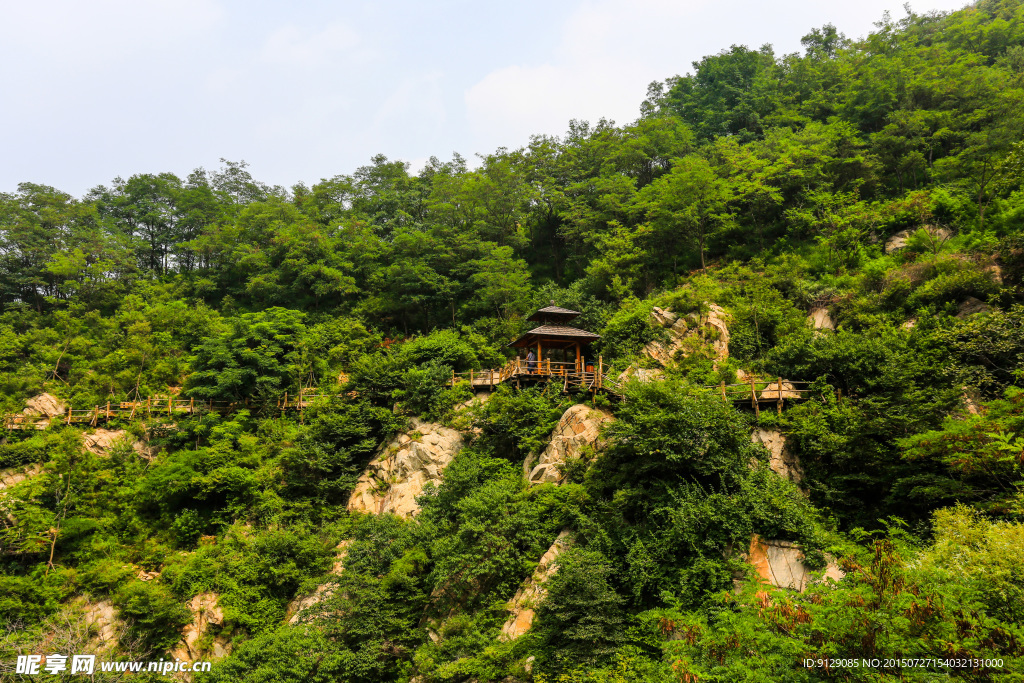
[463,0,972,150]
[464,0,709,147]
[0,0,224,65]
[260,22,361,68]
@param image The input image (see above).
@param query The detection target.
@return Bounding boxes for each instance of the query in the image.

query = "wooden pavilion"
[509,304,600,373]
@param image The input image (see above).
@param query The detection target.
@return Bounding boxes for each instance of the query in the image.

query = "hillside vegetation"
[2,1,1024,681]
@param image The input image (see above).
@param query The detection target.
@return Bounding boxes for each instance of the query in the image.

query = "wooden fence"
[3,391,330,430]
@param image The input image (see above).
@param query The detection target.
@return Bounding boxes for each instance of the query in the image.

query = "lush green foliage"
[2,2,1024,681]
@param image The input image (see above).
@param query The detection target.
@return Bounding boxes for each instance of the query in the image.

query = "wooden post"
[598,356,603,389]
[91,406,99,427]
[720,381,727,403]
[283,392,288,410]
[190,397,194,415]
[777,379,783,415]
[146,396,151,418]
[106,402,111,419]
[470,369,474,386]
[452,369,456,386]
[750,376,759,419]
[168,398,172,416]
[575,343,581,371]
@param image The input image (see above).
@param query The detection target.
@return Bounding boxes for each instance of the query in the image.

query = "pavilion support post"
[575,343,581,372]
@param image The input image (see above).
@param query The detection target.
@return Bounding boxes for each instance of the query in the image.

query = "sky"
[0,0,972,197]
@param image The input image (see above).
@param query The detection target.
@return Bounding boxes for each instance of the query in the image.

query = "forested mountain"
[2,1,1023,681]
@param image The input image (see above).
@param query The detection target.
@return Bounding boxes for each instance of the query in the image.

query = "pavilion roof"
[527,305,582,322]
[509,325,600,348]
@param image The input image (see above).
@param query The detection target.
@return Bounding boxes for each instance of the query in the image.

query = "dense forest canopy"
[2,1,1024,681]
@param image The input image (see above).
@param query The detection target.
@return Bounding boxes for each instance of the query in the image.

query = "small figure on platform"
[527,349,536,373]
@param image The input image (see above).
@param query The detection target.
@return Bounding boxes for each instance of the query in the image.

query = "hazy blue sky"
[1,0,970,196]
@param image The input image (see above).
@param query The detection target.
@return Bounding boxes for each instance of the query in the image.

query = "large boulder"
[499,531,573,641]
[82,429,156,458]
[347,419,463,518]
[807,307,835,331]
[0,463,44,491]
[524,405,614,486]
[643,304,730,368]
[6,393,67,429]
[957,296,991,317]
[884,225,951,253]
[751,429,803,484]
[757,381,803,401]
[738,535,843,592]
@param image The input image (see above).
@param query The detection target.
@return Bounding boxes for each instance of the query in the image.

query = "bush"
[113,580,191,654]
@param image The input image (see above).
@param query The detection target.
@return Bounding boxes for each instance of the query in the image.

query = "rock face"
[643,304,730,367]
[885,225,951,253]
[6,393,67,429]
[751,429,803,483]
[0,463,44,491]
[347,419,463,518]
[758,381,802,401]
[285,540,352,624]
[957,296,991,317]
[172,592,231,662]
[524,405,614,486]
[499,531,573,641]
[807,307,835,331]
[743,535,844,591]
[616,367,664,384]
[82,429,155,458]
[83,600,120,650]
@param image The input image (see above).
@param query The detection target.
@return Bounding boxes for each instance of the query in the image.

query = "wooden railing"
[702,378,813,416]
[3,391,330,430]
[451,356,612,392]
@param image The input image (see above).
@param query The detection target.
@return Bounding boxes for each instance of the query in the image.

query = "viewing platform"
[451,357,616,393]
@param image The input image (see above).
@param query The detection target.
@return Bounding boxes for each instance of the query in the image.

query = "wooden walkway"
[4,370,814,431]
[3,392,327,430]
[452,358,812,415]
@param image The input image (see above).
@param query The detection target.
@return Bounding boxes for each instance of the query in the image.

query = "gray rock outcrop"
[499,531,573,641]
[82,429,156,458]
[523,405,614,486]
[884,225,951,253]
[347,419,463,518]
[6,393,66,429]
[751,429,803,483]
[0,463,44,491]
[171,592,232,662]
[741,535,843,592]
[643,304,731,367]
[285,540,352,624]
[807,307,835,331]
